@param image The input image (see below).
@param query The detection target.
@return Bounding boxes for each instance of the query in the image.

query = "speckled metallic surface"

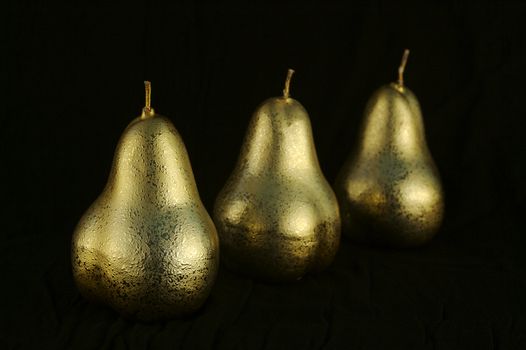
[214,91,341,282]
[72,108,219,321]
[335,83,444,247]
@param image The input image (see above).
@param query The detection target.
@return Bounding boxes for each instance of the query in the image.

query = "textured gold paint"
[335,61,444,247]
[72,84,219,320]
[214,70,341,282]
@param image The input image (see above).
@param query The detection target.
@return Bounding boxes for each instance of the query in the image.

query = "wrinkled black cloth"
[2,1,526,349]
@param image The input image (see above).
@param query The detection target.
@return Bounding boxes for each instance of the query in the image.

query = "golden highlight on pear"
[214,70,341,282]
[335,50,444,247]
[72,82,219,320]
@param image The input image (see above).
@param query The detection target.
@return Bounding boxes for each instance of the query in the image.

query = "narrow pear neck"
[239,97,322,175]
[358,85,428,159]
[108,116,199,205]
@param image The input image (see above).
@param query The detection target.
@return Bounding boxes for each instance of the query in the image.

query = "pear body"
[72,114,219,320]
[214,97,340,282]
[335,84,444,246]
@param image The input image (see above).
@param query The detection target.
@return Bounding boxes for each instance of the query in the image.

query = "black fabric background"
[3,1,526,349]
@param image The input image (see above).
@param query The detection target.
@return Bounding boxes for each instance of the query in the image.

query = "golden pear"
[335,50,444,246]
[72,82,219,320]
[214,70,341,282]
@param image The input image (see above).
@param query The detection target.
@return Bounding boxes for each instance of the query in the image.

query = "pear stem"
[283,68,295,99]
[397,49,410,87]
[144,80,152,111]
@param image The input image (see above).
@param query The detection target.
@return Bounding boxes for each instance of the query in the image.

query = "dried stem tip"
[283,69,295,99]
[144,81,152,111]
[398,49,410,87]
